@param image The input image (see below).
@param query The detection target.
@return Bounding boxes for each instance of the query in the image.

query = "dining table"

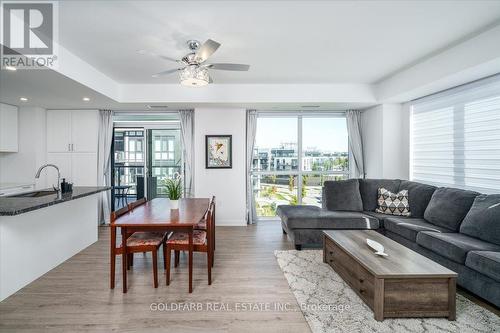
[112,197,210,293]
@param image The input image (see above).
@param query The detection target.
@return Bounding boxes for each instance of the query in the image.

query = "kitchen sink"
[10,190,58,198]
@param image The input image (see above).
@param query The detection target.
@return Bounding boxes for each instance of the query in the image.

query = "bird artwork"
[206,136,232,168]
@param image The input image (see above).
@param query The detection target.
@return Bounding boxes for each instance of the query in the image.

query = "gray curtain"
[246,110,258,224]
[179,110,194,197]
[346,110,365,179]
[97,110,113,224]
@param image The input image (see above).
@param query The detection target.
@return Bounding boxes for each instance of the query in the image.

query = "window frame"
[251,111,349,219]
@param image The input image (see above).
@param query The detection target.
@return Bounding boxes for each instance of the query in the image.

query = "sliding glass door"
[251,113,349,219]
[111,119,182,210]
[112,128,145,209]
[147,129,182,197]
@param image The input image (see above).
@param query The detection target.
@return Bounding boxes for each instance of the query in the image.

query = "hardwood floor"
[1,222,497,332]
[0,222,310,333]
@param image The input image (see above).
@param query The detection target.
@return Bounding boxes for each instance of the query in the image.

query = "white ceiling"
[0,68,374,110]
[2,0,500,110]
[58,0,500,84]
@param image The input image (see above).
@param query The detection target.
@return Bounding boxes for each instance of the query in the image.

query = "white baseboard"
[215,219,247,226]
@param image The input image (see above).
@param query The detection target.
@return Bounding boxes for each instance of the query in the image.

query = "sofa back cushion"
[323,179,363,212]
[460,194,500,245]
[359,179,401,211]
[398,180,436,218]
[424,187,479,231]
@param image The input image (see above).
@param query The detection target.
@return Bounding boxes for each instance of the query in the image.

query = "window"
[252,113,349,217]
[410,75,500,193]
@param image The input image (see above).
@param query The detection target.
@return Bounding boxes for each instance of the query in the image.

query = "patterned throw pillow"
[375,187,411,216]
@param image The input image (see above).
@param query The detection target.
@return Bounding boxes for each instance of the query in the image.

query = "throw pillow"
[375,187,411,216]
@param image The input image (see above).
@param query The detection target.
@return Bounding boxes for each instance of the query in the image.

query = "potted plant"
[163,173,182,209]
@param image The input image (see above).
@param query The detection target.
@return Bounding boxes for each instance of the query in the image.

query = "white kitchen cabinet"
[46,110,72,153]
[71,153,97,186]
[46,110,98,186]
[0,103,18,152]
[46,110,98,153]
[71,111,98,153]
[46,153,72,184]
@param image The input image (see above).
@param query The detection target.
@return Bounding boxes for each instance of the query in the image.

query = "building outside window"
[251,113,349,218]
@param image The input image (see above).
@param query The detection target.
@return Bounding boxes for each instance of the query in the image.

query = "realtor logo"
[1,1,58,69]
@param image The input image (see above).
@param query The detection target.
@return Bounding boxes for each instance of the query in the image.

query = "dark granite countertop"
[0,186,111,216]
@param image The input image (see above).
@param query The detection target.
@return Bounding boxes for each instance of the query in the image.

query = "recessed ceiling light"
[301,105,320,108]
[19,97,28,102]
[5,66,17,71]
[82,97,90,102]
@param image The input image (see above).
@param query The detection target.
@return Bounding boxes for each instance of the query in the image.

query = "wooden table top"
[324,230,457,278]
[113,198,210,227]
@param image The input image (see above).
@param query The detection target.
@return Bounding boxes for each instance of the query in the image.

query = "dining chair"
[166,199,215,287]
[110,198,168,289]
[194,196,216,264]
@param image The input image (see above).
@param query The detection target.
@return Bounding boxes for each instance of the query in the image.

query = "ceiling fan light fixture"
[180,65,209,87]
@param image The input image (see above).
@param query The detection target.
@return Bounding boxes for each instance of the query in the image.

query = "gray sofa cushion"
[384,217,452,242]
[398,180,436,218]
[277,205,379,229]
[460,194,500,245]
[416,231,500,264]
[359,179,401,211]
[465,251,500,283]
[423,187,479,231]
[322,179,363,211]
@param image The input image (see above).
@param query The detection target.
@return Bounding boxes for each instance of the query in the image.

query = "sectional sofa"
[277,179,500,307]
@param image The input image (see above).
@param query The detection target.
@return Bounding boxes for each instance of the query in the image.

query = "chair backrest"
[128,197,147,211]
[206,199,215,245]
[110,205,129,223]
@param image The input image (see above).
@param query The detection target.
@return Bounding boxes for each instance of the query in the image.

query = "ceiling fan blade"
[152,67,184,78]
[138,50,180,63]
[195,39,221,63]
[206,63,250,71]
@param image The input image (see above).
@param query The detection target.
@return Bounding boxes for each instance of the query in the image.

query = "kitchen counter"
[0,186,110,216]
[0,186,110,301]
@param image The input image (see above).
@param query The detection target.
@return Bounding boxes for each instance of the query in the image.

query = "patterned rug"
[275,250,500,333]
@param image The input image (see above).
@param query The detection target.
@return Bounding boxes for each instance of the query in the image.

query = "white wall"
[0,107,48,188]
[361,104,409,180]
[194,108,246,226]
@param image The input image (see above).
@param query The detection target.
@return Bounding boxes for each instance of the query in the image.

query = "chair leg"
[110,253,115,289]
[207,251,212,285]
[174,250,180,267]
[130,253,134,267]
[162,244,167,270]
[127,253,131,270]
[152,249,158,288]
[166,247,171,286]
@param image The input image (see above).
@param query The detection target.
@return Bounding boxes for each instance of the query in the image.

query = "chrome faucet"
[35,164,61,195]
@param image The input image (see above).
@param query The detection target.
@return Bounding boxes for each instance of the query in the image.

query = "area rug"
[275,250,499,333]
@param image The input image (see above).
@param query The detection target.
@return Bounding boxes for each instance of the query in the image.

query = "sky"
[254,117,348,152]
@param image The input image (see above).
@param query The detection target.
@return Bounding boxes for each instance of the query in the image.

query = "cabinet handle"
[359,289,366,294]
[329,251,333,255]
[359,278,364,283]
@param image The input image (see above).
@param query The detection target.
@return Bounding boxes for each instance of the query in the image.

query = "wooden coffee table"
[323,230,457,321]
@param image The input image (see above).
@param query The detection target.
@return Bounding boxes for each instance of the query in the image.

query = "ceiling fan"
[142,39,250,87]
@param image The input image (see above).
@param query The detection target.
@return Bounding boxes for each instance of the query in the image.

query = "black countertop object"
[0,186,111,216]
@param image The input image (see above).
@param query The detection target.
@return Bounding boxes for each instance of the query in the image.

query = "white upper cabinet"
[47,110,72,152]
[46,110,98,153]
[0,103,18,152]
[46,110,98,186]
[71,111,98,152]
